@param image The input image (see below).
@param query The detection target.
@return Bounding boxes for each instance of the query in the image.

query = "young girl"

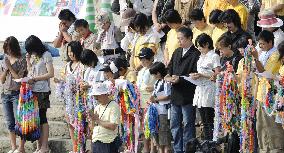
[192,33,221,140]
[130,13,163,71]
[148,62,171,153]
[217,35,242,72]
[0,36,27,153]
[54,41,84,153]
[24,35,54,153]
[136,47,157,153]
[80,49,105,112]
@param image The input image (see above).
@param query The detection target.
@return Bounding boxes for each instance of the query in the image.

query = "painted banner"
[0,0,85,16]
[0,0,14,15]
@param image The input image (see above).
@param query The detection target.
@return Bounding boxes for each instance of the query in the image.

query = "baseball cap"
[136,47,155,59]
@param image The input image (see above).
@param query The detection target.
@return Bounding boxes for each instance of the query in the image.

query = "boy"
[189,9,213,44]
[163,9,183,65]
[74,19,100,56]
[90,83,121,153]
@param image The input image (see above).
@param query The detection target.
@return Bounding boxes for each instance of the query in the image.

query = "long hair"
[3,36,21,58]
[25,35,47,57]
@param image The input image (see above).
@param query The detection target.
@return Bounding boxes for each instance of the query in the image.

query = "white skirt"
[193,82,216,108]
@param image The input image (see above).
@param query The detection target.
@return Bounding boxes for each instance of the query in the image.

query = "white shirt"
[274,28,284,48]
[256,28,284,52]
[96,23,119,50]
[131,0,153,16]
[84,62,105,95]
[84,63,105,109]
[152,79,171,114]
[182,46,192,57]
[137,67,157,108]
[197,50,221,76]
[193,50,221,108]
[29,52,53,92]
[259,47,277,66]
[121,26,134,51]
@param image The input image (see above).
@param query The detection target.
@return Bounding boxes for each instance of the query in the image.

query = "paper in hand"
[257,71,275,79]
[181,75,206,86]
[14,77,31,83]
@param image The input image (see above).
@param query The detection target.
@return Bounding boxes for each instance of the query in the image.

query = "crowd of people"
[1,0,284,153]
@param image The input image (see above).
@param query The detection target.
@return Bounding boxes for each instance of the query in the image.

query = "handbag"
[15,82,41,142]
[113,134,123,150]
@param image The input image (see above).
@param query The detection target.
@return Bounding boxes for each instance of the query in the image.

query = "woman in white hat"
[257,9,284,48]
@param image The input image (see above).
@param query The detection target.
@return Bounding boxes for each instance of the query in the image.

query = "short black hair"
[163,9,182,24]
[177,27,193,40]
[3,36,21,58]
[220,9,242,28]
[25,35,47,57]
[133,13,149,34]
[217,34,232,48]
[74,19,89,29]
[209,9,223,24]
[113,57,128,69]
[189,9,205,22]
[278,41,284,62]
[67,41,83,61]
[235,35,253,49]
[80,49,99,67]
[58,9,76,22]
[195,33,214,50]
[149,62,167,77]
[258,30,274,45]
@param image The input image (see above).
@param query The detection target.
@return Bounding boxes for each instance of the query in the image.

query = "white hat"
[257,9,283,28]
[89,82,109,96]
[120,8,136,27]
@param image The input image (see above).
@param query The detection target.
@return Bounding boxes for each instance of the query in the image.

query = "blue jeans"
[1,91,19,132]
[170,104,196,153]
[92,141,118,153]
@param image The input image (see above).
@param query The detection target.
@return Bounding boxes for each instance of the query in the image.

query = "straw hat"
[257,9,283,28]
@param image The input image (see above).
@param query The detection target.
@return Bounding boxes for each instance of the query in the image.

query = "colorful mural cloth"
[0,0,85,16]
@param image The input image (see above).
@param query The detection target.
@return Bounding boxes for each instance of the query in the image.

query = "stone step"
[0,105,66,122]
[0,137,36,153]
[0,119,70,139]
[0,137,92,153]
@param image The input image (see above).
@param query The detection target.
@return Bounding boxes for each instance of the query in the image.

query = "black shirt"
[223,28,251,52]
[220,52,242,72]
